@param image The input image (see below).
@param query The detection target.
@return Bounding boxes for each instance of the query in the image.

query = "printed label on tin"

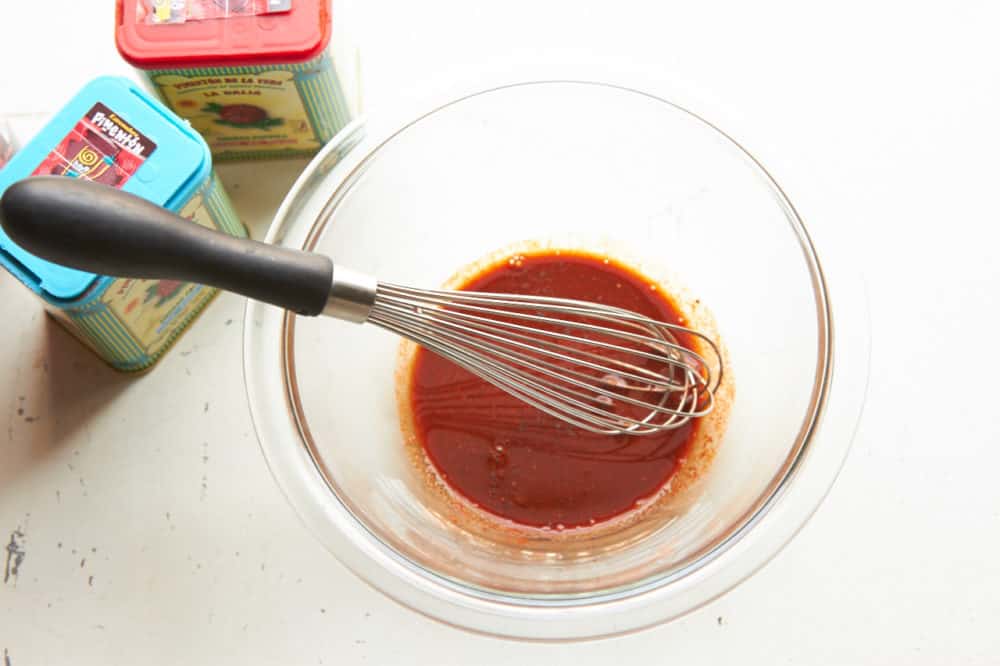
[100,191,217,357]
[31,103,157,188]
[152,70,321,155]
[140,0,292,25]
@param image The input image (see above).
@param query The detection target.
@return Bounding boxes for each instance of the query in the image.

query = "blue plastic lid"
[0,76,212,301]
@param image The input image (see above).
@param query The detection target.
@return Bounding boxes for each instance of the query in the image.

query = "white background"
[2,1,999,663]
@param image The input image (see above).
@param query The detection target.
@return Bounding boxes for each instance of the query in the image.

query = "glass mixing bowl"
[244,81,869,640]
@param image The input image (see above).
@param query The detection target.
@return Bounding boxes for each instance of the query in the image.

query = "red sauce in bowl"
[406,251,699,529]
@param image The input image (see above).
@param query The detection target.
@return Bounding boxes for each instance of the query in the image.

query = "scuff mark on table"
[3,529,25,585]
[6,395,19,444]
[200,441,209,501]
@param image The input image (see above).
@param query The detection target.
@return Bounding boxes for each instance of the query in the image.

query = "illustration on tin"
[201,103,284,130]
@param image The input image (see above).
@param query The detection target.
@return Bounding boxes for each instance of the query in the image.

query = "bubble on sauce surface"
[487,442,510,477]
[506,254,526,271]
[600,373,629,389]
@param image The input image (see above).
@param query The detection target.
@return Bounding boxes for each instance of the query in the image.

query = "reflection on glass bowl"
[244,80,869,640]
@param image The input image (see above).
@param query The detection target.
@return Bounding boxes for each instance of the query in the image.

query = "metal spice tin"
[0,76,246,372]
[0,119,15,170]
[115,0,352,161]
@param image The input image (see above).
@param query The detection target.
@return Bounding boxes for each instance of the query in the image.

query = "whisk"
[0,177,722,435]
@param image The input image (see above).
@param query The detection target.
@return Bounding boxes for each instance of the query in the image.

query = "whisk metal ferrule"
[323,265,378,323]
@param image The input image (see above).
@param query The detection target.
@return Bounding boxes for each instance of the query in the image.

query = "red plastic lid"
[115,0,331,69]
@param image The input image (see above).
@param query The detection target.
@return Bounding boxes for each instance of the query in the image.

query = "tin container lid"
[115,0,331,69]
[0,76,213,301]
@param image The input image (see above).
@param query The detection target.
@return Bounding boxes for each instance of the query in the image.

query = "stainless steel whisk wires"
[366,283,723,435]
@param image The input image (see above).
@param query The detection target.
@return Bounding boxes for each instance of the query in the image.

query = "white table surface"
[2,1,999,663]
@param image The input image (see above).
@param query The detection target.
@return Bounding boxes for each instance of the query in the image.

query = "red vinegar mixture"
[406,251,700,530]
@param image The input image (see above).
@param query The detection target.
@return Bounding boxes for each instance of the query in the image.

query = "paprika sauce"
[404,250,703,530]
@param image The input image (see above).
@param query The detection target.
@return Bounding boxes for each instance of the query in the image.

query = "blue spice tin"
[0,76,246,371]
